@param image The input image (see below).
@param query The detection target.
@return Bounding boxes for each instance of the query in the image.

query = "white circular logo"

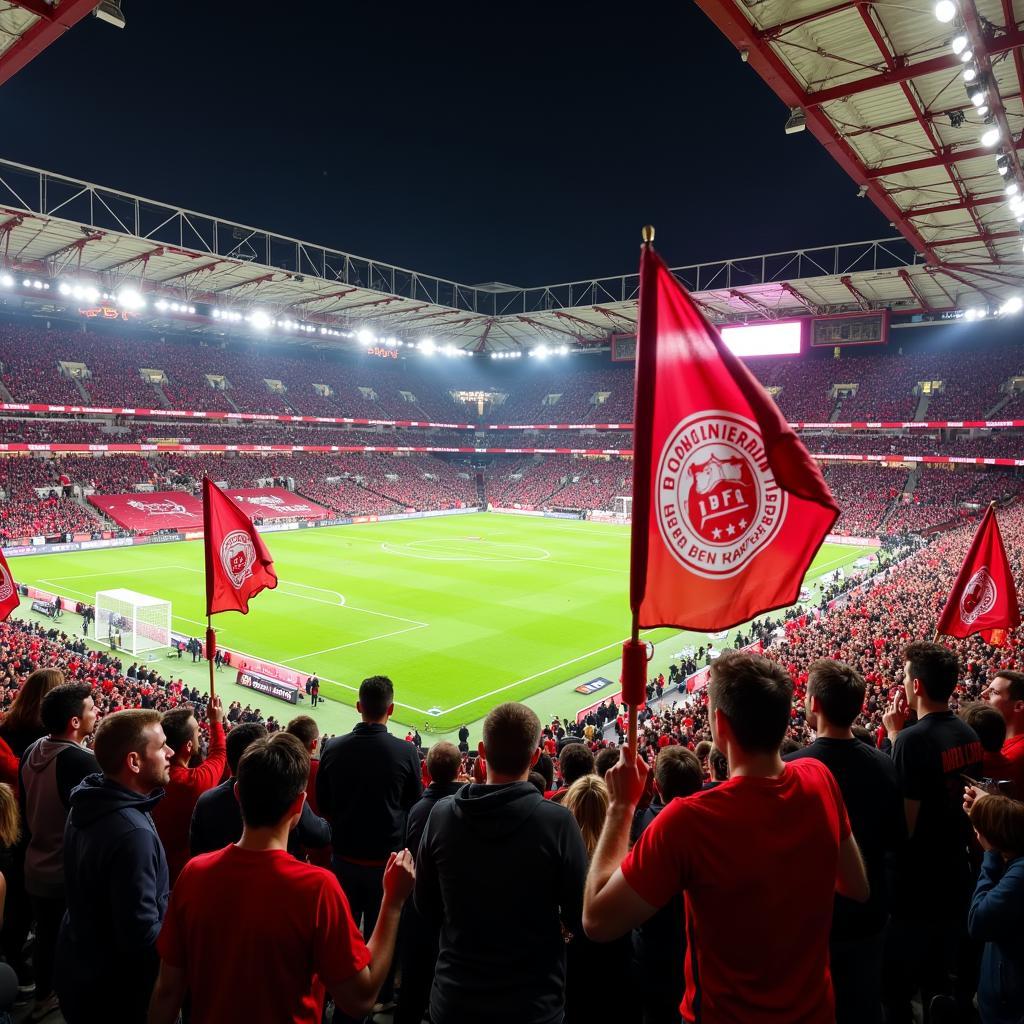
[220,530,257,590]
[960,566,997,625]
[0,563,13,603]
[655,410,787,580]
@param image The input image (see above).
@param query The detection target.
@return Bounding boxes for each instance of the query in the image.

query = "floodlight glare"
[1000,295,1023,315]
[981,127,1001,147]
[117,288,145,309]
[249,310,272,329]
[934,0,957,21]
[951,34,968,54]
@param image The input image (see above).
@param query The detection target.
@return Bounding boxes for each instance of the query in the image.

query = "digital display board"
[810,311,888,347]
[719,320,803,357]
[610,334,637,362]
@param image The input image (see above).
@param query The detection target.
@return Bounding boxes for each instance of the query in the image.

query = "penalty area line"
[279,623,428,664]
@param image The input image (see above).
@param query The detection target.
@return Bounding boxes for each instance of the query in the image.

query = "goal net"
[613,496,633,518]
[95,589,172,658]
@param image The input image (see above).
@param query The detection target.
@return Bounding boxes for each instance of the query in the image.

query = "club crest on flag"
[960,566,997,625]
[656,411,787,579]
[220,530,257,590]
[0,563,12,603]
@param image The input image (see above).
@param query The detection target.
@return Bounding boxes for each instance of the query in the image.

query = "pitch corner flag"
[936,503,1020,646]
[627,239,839,635]
[203,477,278,616]
[0,548,20,623]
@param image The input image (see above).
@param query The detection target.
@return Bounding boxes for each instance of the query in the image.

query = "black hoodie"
[55,773,168,1024]
[415,781,589,1024]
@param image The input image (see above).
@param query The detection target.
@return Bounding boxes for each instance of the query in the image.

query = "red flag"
[629,242,839,632]
[936,504,1020,646]
[203,477,278,616]
[0,548,20,623]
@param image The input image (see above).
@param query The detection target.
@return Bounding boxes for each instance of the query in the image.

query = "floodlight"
[117,288,145,309]
[960,48,973,62]
[1000,295,1023,315]
[951,34,968,54]
[0,274,12,288]
[963,65,978,82]
[249,310,271,329]
[420,339,436,355]
[934,0,957,22]
[981,127,1001,147]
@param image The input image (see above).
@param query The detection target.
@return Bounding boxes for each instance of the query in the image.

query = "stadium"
[0,2,1022,1023]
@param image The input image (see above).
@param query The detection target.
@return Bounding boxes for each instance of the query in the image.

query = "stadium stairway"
[828,395,845,422]
[985,391,1015,418]
[0,378,14,403]
[152,382,172,409]
[912,391,930,421]
[475,472,486,505]
[72,376,91,403]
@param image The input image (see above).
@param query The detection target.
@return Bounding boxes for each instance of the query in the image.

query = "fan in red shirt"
[981,670,1024,795]
[148,732,414,1024]
[151,698,227,883]
[583,651,869,1024]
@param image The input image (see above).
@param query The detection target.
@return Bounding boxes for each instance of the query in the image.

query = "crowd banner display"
[88,491,203,533]
[225,489,331,522]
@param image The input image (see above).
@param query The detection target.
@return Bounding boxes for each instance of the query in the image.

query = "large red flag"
[0,549,20,622]
[629,242,839,634]
[936,504,1020,646]
[204,477,278,616]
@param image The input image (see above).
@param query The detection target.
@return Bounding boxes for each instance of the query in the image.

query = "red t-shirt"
[621,758,850,1024]
[1002,734,1024,795]
[157,846,370,1024]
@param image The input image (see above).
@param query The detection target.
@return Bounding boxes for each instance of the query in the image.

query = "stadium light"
[960,48,973,63]
[1000,296,1023,315]
[117,287,145,310]
[963,64,978,82]
[534,344,549,359]
[934,0,957,22]
[951,34,968,54]
[420,338,436,355]
[356,328,376,345]
[967,81,987,106]
[0,274,12,289]
[981,126,1001,147]
[248,310,272,330]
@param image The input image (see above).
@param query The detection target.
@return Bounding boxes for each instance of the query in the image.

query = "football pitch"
[12,513,869,732]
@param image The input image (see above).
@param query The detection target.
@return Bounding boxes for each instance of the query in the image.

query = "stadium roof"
[697,0,1024,308]
[0,0,105,87]
[0,155,1017,353]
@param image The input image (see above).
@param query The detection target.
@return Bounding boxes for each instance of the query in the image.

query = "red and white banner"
[226,488,330,521]
[0,548,19,622]
[204,478,278,616]
[88,491,203,533]
[628,244,838,632]
[936,504,1021,646]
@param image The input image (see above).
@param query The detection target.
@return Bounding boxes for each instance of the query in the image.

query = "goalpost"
[95,589,172,659]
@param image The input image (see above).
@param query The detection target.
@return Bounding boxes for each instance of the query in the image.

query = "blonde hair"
[0,785,21,848]
[563,774,608,858]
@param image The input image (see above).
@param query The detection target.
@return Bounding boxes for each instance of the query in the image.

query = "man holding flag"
[584,231,866,1023]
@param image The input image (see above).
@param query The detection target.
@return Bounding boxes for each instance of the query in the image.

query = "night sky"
[4,2,892,287]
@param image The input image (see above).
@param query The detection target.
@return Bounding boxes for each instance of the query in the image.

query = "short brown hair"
[903,642,959,703]
[558,742,595,787]
[93,710,162,775]
[594,746,619,777]
[161,705,197,753]
[995,670,1024,701]
[236,733,310,828]
[426,742,461,785]
[285,715,319,750]
[654,746,703,801]
[808,659,865,729]
[959,702,1006,754]
[482,702,541,776]
[970,794,1024,856]
[709,652,794,754]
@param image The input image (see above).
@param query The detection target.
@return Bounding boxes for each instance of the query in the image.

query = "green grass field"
[12,513,869,732]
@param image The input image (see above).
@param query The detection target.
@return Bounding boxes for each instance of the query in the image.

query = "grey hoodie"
[19,736,98,898]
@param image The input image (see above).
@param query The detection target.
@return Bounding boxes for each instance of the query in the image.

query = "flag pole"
[206,615,216,702]
[621,224,660,757]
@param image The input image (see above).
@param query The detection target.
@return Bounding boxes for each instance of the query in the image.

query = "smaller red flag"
[0,549,19,623]
[936,504,1020,646]
[203,477,278,616]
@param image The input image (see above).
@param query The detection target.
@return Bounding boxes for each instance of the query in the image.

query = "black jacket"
[316,723,422,860]
[189,777,331,859]
[415,781,589,1024]
[56,774,168,1024]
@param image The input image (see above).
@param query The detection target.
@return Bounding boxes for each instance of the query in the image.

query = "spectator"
[982,670,1024,794]
[414,702,589,1024]
[583,651,868,1023]
[631,746,704,1024]
[56,709,174,1023]
[316,676,421,947]
[784,659,905,1024]
[551,742,596,803]
[149,733,415,1023]
[396,741,465,1024]
[151,698,227,884]
[0,668,63,758]
[702,746,729,789]
[882,642,984,1022]
[563,773,637,1024]
[285,714,330,865]
[189,721,330,860]
[19,683,98,1022]
[0,784,20,1020]
[594,746,619,778]
[960,701,1011,785]
[967,794,1024,1024]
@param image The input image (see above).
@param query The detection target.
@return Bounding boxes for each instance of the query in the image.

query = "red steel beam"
[805,27,1024,107]
[898,269,931,310]
[10,0,57,19]
[696,0,939,263]
[101,245,164,272]
[729,288,775,318]
[868,138,1024,178]
[515,316,582,340]
[839,275,871,309]
[0,0,99,88]
[39,232,104,261]
[907,194,1004,218]
[857,5,999,262]
[212,272,277,293]
[780,281,820,313]
[758,2,857,40]
[592,306,636,330]
[333,296,403,314]
[932,228,1020,246]
[938,265,1004,304]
